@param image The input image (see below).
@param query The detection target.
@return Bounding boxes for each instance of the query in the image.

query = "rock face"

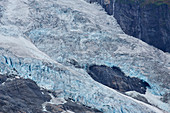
[89,0,114,15]
[0,74,51,113]
[88,0,170,52]
[0,74,102,113]
[87,65,150,94]
[0,0,169,112]
[46,100,102,113]
[114,0,170,52]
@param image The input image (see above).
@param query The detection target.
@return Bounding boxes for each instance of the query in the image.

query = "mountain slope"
[88,0,170,52]
[0,35,164,112]
[114,0,170,52]
[0,74,101,113]
[0,0,169,112]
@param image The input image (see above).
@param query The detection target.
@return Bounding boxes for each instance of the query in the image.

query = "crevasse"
[0,54,164,113]
[0,0,169,112]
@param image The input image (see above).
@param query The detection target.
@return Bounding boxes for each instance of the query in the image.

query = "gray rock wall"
[89,0,114,15]
[88,0,170,52]
[114,0,170,52]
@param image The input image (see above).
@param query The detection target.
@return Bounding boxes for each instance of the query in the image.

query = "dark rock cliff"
[0,74,51,113]
[0,74,102,113]
[89,0,114,15]
[114,0,170,52]
[87,65,150,94]
[88,0,170,52]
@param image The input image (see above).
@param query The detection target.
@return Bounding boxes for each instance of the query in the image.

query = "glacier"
[0,0,169,112]
[0,54,165,113]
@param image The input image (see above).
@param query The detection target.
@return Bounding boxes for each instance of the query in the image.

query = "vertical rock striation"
[114,0,170,52]
[88,0,170,52]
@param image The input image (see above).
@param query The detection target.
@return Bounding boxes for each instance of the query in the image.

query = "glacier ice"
[0,0,169,112]
[0,54,165,113]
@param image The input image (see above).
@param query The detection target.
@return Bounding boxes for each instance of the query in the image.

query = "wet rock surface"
[87,65,150,94]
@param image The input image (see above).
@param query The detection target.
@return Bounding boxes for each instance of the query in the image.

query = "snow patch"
[0,34,54,62]
[42,93,67,112]
[62,110,75,113]
[126,89,170,112]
